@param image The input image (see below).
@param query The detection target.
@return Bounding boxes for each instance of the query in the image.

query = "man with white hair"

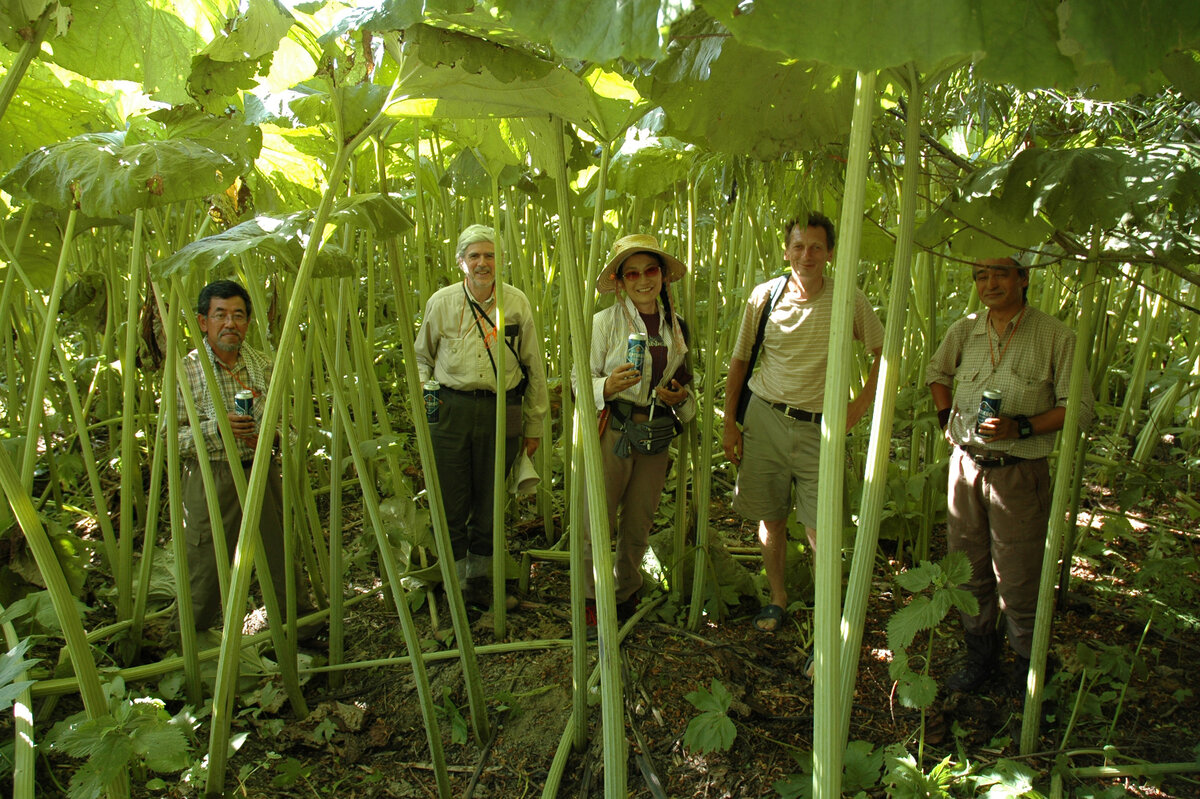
[415,225,548,608]
[927,254,1093,693]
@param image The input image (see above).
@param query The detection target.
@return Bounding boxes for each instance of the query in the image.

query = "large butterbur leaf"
[701,0,1200,95]
[918,144,1200,263]
[151,212,353,279]
[642,10,854,160]
[44,0,204,104]
[494,0,680,63]
[389,24,614,135]
[0,124,255,217]
[0,55,113,175]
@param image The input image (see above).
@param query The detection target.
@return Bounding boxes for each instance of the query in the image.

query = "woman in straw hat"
[580,233,694,628]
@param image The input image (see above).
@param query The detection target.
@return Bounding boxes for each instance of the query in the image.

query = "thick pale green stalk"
[305,286,453,798]
[814,69,876,799]
[117,209,145,622]
[204,129,380,794]
[20,209,77,491]
[130,396,167,652]
[327,283,348,683]
[0,5,51,123]
[1021,259,1099,754]
[0,447,129,798]
[672,173,698,581]
[378,145,491,745]
[4,250,120,573]
[549,115,625,796]
[839,68,919,744]
[157,283,203,702]
[688,189,737,629]
[1,603,35,799]
[491,173,510,636]
[567,416,588,750]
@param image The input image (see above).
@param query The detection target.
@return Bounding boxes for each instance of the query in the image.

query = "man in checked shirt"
[177,279,311,637]
[926,255,1094,693]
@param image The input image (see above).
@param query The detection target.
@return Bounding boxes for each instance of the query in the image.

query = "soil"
[17,476,1200,798]
[196,480,1200,799]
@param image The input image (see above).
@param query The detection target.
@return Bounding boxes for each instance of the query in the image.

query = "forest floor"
[197,474,1200,799]
[19,468,1200,798]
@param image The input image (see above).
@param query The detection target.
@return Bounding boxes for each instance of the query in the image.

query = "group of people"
[176,214,1092,695]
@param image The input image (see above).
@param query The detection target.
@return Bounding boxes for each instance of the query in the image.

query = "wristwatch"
[1015,415,1033,439]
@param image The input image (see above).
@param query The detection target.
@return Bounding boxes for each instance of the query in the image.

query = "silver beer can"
[977,390,1002,434]
[234,389,254,416]
[626,333,648,375]
[423,380,440,423]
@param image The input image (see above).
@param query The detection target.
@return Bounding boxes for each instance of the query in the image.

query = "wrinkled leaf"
[642,10,854,160]
[0,132,242,217]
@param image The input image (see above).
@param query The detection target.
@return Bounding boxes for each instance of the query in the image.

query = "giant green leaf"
[700,0,1198,94]
[494,0,677,63]
[45,0,202,104]
[391,24,613,134]
[0,54,113,174]
[642,10,854,160]
[150,212,353,278]
[608,141,692,199]
[199,0,293,62]
[1057,0,1200,95]
[918,144,1200,261]
[0,131,243,217]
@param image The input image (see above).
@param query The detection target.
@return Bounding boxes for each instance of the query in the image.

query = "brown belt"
[960,446,1028,469]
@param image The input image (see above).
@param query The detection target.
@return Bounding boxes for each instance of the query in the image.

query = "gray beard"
[216,340,240,353]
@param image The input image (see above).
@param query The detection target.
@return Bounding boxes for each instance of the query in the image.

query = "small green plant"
[888,551,979,709]
[434,687,469,745]
[683,679,736,754]
[0,638,39,712]
[773,740,883,798]
[46,677,192,799]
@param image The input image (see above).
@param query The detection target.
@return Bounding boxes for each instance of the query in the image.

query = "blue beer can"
[976,390,1002,434]
[234,389,254,416]
[423,380,440,423]
[626,333,647,375]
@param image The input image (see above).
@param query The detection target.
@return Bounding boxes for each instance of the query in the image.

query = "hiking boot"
[616,593,640,623]
[945,631,1000,693]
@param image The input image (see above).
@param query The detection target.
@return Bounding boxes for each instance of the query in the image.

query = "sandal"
[754,603,785,633]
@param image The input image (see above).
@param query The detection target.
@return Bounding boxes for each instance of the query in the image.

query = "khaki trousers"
[583,425,671,602]
[182,458,289,631]
[947,447,1052,658]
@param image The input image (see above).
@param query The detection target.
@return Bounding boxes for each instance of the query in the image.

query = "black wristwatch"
[1015,415,1033,439]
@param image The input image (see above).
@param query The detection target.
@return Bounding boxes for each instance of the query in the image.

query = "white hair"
[456,224,496,260]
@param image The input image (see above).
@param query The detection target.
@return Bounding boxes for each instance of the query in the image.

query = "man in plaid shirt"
[177,279,309,636]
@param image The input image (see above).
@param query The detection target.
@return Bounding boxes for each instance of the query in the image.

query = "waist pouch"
[609,401,681,457]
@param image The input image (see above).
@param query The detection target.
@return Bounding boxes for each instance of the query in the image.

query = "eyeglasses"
[619,264,661,282]
[208,311,248,324]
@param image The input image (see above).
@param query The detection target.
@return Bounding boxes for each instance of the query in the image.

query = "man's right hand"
[723,426,742,466]
[229,413,256,444]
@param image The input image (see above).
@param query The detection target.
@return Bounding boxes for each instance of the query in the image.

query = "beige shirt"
[926,305,1094,459]
[732,275,884,410]
[415,280,548,438]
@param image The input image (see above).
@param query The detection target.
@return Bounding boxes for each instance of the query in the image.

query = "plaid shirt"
[926,305,1094,459]
[177,341,273,461]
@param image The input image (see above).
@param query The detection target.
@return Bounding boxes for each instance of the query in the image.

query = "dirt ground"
[205,482,1200,799]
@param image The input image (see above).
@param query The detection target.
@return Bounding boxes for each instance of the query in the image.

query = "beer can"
[626,333,648,375]
[976,390,1002,434]
[422,380,440,424]
[234,389,254,416]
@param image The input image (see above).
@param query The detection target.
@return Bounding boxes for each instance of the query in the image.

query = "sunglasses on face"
[619,264,661,282]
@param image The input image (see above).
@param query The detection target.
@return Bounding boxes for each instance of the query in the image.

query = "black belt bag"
[609,400,681,458]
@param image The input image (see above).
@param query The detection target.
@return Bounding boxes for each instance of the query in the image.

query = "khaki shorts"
[732,394,821,526]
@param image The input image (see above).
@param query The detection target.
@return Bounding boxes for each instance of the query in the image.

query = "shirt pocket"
[1009,363,1051,414]
[438,336,472,381]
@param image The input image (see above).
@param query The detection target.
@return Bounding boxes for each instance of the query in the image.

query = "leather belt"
[442,385,522,401]
[769,402,821,424]
[960,446,1027,468]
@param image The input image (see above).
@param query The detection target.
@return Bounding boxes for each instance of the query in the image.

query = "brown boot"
[946,631,1000,693]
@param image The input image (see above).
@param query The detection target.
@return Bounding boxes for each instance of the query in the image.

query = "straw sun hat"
[595,234,687,294]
